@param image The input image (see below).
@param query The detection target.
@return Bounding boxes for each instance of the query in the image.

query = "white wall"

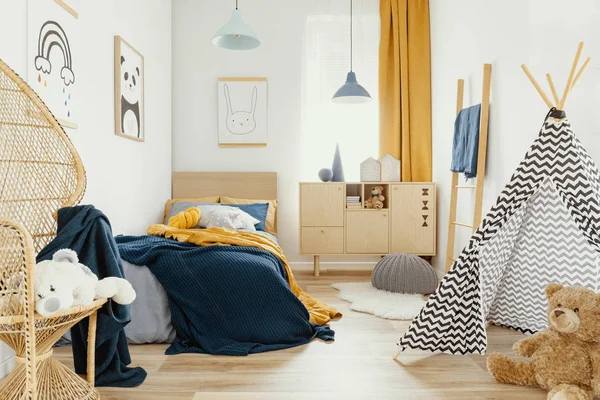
[0,0,172,376]
[172,0,304,265]
[172,0,382,267]
[430,0,600,273]
[0,0,172,235]
[173,0,600,271]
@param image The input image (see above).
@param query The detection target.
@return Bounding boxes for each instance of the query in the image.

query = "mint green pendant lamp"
[213,0,261,51]
[332,0,372,103]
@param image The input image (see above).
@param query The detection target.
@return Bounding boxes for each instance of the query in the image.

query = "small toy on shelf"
[365,186,385,209]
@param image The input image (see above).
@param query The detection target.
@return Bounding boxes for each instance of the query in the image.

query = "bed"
[124,172,278,344]
[120,172,337,354]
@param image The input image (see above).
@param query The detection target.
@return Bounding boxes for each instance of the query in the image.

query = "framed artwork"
[217,77,267,147]
[114,36,145,142]
[53,0,78,18]
[27,0,79,129]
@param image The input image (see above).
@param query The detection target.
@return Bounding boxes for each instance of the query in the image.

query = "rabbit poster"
[218,78,267,146]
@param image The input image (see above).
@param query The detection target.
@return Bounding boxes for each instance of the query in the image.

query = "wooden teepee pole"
[558,41,584,109]
[570,57,591,93]
[522,42,591,112]
[521,64,554,108]
[546,73,560,106]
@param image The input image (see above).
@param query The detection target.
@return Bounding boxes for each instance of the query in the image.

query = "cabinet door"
[346,211,389,254]
[390,184,436,255]
[300,184,344,227]
[301,227,344,254]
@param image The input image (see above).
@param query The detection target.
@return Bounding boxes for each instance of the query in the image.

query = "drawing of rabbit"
[224,83,258,135]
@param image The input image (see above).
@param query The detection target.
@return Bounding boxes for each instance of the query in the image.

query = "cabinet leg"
[313,255,320,277]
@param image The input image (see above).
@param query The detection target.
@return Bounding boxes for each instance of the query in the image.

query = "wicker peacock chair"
[0,59,106,399]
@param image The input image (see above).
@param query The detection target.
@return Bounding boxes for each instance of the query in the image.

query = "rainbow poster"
[27,0,78,129]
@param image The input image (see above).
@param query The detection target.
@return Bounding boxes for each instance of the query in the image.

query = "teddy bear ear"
[52,249,79,264]
[545,283,564,299]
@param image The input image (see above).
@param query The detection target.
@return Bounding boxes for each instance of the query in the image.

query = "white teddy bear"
[34,249,136,317]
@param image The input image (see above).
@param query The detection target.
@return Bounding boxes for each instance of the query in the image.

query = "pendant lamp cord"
[350,0,353,71]
[236,0,239,10]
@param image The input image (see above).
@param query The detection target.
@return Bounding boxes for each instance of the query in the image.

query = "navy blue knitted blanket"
[37,205,147,387]
[115,235,335,355]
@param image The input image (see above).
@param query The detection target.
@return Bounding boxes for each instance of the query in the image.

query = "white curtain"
[301,0,380,182]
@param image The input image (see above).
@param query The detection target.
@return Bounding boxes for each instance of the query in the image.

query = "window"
[301,0,380,182]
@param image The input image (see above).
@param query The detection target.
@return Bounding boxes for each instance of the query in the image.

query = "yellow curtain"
[379,0,432,182]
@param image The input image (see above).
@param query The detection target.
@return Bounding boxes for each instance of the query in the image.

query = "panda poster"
[27,0,79,129]
[114,36,144,142]
[217,78,267,147]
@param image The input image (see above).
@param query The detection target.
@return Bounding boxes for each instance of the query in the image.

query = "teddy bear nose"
[554,310,565,317]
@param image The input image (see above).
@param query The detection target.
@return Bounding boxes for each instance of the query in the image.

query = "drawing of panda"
[120,55,141,138]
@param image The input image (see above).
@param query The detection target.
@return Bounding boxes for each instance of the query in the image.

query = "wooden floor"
[54,270,546,400]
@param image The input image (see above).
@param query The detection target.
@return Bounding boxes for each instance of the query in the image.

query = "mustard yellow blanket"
[148,210,340,325]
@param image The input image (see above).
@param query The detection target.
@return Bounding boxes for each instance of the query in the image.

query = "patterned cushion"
[202,208,236,229]
[202,207,260,231]
[221,196,278,235]
[226,203,269,232]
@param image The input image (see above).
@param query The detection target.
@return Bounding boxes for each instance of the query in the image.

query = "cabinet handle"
[394,187,398,191]
[383,214,387,217]
[338,187,342,191]
[320,230,324,233]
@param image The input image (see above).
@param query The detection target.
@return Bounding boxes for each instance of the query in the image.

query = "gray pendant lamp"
[332,0,372,103]
[213,0,261,50]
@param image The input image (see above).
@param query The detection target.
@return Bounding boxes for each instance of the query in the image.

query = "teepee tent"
[396,42,600,356]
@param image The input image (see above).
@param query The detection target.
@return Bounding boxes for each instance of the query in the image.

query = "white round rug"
[331,282,427,320]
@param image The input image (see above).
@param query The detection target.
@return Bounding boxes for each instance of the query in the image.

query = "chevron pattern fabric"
[487,179,600,332]
[398,114,600,355]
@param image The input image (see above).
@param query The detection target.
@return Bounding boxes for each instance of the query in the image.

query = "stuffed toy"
[365,186,385,209]
[34,249,136,317]
[487,283,600,400]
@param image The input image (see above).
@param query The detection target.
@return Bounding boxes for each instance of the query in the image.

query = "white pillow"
[197,205,228,228]
[202,209,237,229]
[201,206,260,231]
[231,210,259,231]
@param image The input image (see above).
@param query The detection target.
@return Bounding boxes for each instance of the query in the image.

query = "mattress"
[123,231,279,344]
[123,260,176,344]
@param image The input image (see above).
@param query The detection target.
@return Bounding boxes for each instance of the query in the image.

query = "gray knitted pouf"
[371,253,438,294]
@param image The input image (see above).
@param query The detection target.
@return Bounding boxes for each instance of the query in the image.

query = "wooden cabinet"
[390,183,436,255]
[300,183,344,227]
[346,211,389,254]
[301,227,344,254]
[299,182,436,276]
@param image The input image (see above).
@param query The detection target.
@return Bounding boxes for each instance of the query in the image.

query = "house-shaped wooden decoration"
[379,153,401,181]
[360,157,381,182]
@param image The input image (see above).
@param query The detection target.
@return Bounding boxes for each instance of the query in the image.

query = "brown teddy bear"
[365,186,385,209]
[487,283,600,400]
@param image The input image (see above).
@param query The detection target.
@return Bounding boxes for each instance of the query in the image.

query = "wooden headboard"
[172,172,278,200]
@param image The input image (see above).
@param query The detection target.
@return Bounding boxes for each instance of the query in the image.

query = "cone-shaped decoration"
[331,143,345,182]
[332,71,372,104]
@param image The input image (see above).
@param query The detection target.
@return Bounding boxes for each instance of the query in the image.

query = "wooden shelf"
[348,208,388,211]
[300,182,437,276]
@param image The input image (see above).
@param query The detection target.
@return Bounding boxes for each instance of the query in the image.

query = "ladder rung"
[455,185,476,189]
[453,221,474,228]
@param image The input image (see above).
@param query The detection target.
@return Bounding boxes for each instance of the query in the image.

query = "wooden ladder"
[445,64,492,272]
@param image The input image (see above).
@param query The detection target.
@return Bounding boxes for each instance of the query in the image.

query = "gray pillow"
[165,202,216,222]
